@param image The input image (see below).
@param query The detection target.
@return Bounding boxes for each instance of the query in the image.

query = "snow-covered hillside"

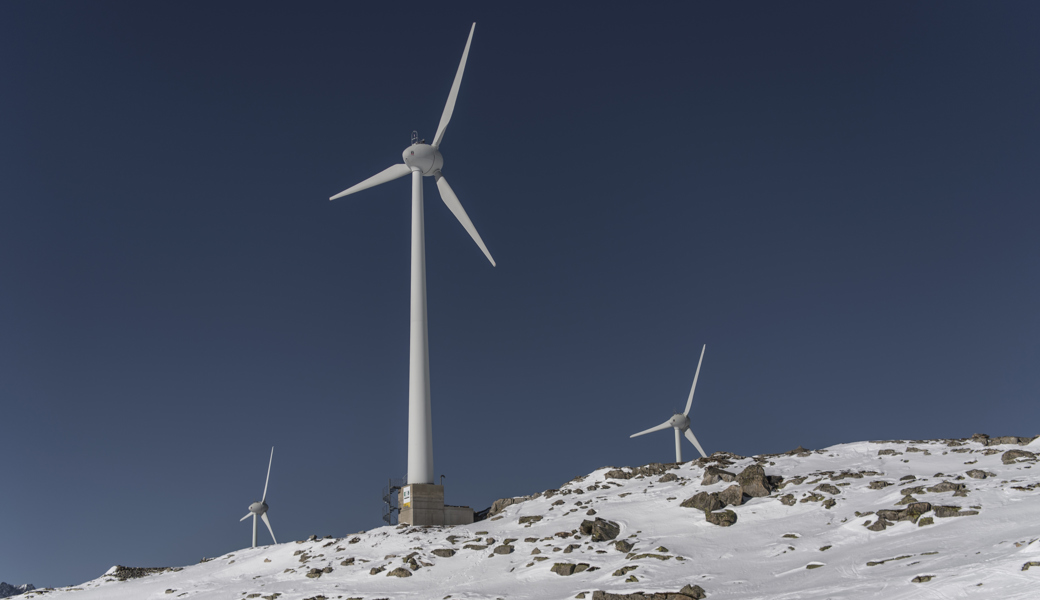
[26,435,1040,600]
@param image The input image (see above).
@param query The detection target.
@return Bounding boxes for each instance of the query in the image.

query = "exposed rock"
[612,565,638,577]
[901,486,926,496]
[737,464,773,497]
[551,562,590,576]
[705,509,738,527]
[779,494,796,506]
[911,575,934,583]
[869,481,893,490]
[1022,561,1040,571]
[1002,449,1036,464]
[934,505,979,518]
[489,492,542,517]
[493,545,514,555]
[866,516,893,531]
[718,485,745,507]
[109,566,173,581]
[614,540,634,553]
[878,449,898,456]
[701,466,737,486]
[305,568,322,579]
[877,502,932,524]
[518,515,543,525]
[785,446,812,456]
[658,473,678,483]
[591,587,705,600]
[580,518,621,542]
[386,567,412,578]
[927,481,968,494]
[431,549,455,558]
[814,484,841,495]
[681,492,723,512]
[965,469,992,479]
[917,517,934,526]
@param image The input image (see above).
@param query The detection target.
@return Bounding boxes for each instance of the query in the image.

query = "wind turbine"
[240,447,277,548]
[630,345,709,463]
[329,23,493,486]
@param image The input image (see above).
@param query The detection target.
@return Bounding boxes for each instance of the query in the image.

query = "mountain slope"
[25,435,1040,600]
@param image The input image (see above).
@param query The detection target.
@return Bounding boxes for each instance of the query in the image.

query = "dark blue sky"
[2,1,1038,588]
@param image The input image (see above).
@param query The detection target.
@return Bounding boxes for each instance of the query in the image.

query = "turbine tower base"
[398,484,474,526]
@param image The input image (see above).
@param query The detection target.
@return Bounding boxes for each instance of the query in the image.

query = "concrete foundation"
[398,484,473,526]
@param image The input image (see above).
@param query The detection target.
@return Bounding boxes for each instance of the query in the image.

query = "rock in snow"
[21,433,1040,600]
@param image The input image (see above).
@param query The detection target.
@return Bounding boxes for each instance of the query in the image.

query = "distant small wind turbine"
[630,344,709,463]
[240,447,277,548]
[329,23,493,486]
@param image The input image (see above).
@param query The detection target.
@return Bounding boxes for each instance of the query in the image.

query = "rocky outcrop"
[705,509,737,527]
[701,466,736,486]
[591,584,706,600]
[681,492,723,512]
[109,566,177,581]
[718,485,745,507]
[605,463,680,480]
[551,562,591,576]
[580,518,621,542]
[736,464,774,497]
[1001,449,1036,465]
[488,493,542,517]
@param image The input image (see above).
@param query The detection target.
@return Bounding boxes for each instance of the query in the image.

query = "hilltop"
[22,434,1040,600]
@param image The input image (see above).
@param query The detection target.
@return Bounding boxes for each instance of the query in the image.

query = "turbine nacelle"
[248,501,268,515]
[667,413,690,430]
[403,143,444,175]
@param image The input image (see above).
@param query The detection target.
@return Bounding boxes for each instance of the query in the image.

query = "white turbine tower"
[329,23,493,487]
[630,344,709,463]
[240,447,277,548]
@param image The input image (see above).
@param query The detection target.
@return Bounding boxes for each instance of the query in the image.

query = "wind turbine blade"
[434,172,495,266]
[674,428,682,463]
[684,428,708,459]
[683,344,707,416]
[330,164,411,200]
[240,513,253,522]
[262,447,273,503]
[261,512,277,544]
[630,420,672,438]
[431,23,475,149]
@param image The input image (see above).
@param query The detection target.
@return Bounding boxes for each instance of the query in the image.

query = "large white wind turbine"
[240,447,277,548]
[630,345,709,463]
[330,23,493,486]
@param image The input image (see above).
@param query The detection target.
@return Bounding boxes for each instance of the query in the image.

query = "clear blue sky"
[2,1,1037,588]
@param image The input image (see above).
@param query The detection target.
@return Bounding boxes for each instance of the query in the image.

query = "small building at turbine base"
[398,484,474,526]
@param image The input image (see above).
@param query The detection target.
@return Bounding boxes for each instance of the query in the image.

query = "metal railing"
[381,477,405,525]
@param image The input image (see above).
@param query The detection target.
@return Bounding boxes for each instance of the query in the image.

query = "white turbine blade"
[684,428,708,459]
[630,420,672,438]
[239,512,252,522]
[434,172,495,266]
[261,512,277,544]
[682,344,707,416]
[262,447,273,503]
[330,164,411,200]
[674,428,682,463]
[431,23,475,149]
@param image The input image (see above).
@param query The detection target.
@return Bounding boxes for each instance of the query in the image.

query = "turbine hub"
[668,413,690,430]
[403,143,443,176]
[248,501,268,515]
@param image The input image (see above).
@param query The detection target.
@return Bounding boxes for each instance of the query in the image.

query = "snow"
[26,436,1040,600]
